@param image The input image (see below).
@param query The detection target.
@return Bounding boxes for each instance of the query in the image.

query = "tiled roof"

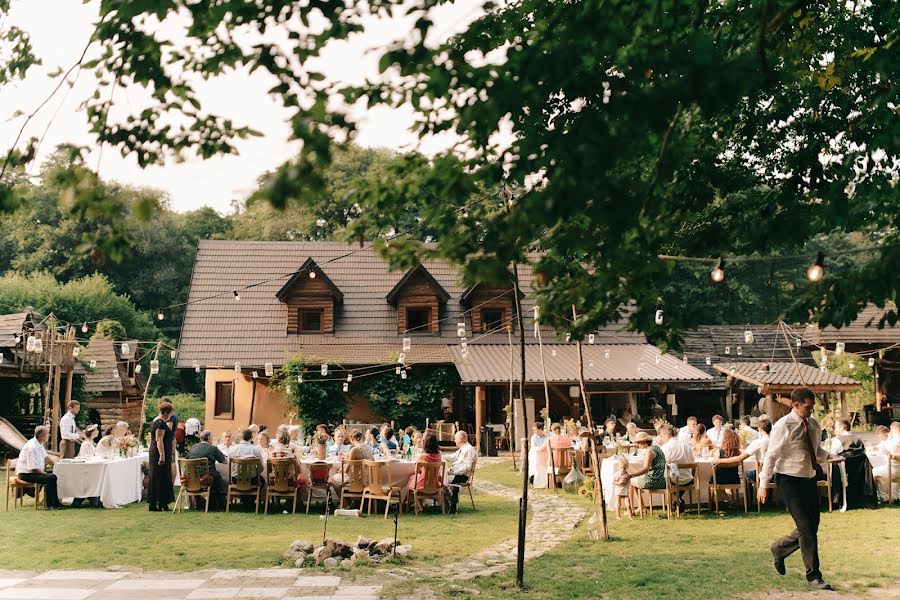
[0,310,45,347]
[81,339,143,394]
[451,344,713,384]
[712,361,861,392]
[177,241,645,368]
[804,302,898,345]
[680,324,814,389]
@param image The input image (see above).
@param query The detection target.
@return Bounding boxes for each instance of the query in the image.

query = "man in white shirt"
[707,414,725,448]
[677,416,697,444]
[16,426,63,509]
[446,430,477,514]
[759,387,843,591]
[657,425,693,513]
[218,430,235,455]
[872,421,900,502]
[739,416,760,443]
[59,400,83,459]
[227,428,263,478]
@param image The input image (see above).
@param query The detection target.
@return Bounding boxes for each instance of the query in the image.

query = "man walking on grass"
[758,387,844,591]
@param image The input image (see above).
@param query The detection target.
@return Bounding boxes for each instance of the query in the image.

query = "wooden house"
[81,339,146,433]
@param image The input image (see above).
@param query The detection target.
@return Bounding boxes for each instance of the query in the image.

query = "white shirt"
[660,438,694,485]
[185,418,201,436]
[759,411,830,487]
[744,434,769,463]
[217,443,234,455]
[17,437,47,474]
[77,440,97,458]
[228,441,262,476]
[707,426,724,448]
[530,434,548,448]
[59,411,80,441]
[448,442,477,477]
[677,426,694,444]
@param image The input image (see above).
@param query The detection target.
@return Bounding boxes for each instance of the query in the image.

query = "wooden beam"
[475,385,485,454]
[840,391,848,420]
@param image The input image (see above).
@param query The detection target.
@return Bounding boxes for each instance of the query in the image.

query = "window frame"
[481,307,506,332]
[214,380,234,419]
[299,308,324,333]
[405,306,432,333]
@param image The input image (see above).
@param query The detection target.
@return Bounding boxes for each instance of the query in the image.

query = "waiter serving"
[58,400,84,459]
[758,387,844,591]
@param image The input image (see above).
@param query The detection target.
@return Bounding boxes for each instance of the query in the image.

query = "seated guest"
[710,428,741,507]
[96,422,126,454]
[628,432,665,515]
[624,422,639,443]
[255,431,271,471]
[17,425,63,509]
[827,419,877,508]
[707,414,725,448]
[677,416,698,444]
[380,427,399,454]
[873,425,890,454]
[872,421,900,503]
[408,433,443,491]
[598,418,618,445]
[270,428,305,490]
[184,417,202,451]
[288,426,301,449]
[446,430,477,514]
[227,428,263,478]
[314,424,332,448]
[330,428,371,489]
[658,424,694,491]
[401,426,416,450]
[328,429,352,457]
[616,409,632,436]
[715,418,771,495]
[828,418,859,454]
[738,416,760,444]
[411,430,424,451]
[77,424,99,459]
[691,423,713,454]
[365,427,380,452]
[217,430,235,454]
[186,430,228,508]
[549,423,573,448]
[530,422,548,449]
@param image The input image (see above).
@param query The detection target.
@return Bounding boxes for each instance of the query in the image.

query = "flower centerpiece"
[116,435,138,458]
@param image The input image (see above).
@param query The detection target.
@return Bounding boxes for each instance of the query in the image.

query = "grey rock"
[395,544,413,558]
[350,549,369,565]
[323,557,340,568]
[372,537,397,555]
[290,539,315,554]
[312,545,331,565]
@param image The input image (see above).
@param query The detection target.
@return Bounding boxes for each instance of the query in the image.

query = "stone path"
[0,570,379,600]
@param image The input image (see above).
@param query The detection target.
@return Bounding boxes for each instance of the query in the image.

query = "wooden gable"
[460,283,518,333]
[386,265,449,334]
[276,258,342,334]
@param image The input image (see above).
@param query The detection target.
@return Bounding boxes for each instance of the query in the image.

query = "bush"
[142,393,205,437]
[274,355,347,436]
[360,366,459,429]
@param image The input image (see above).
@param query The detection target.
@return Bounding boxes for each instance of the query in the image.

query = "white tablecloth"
[300,457,419,499]
[55,453,147,509]
[598,452,756,508]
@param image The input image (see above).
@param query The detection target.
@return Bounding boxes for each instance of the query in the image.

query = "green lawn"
[388,460,900,600]
[0,470,517,572]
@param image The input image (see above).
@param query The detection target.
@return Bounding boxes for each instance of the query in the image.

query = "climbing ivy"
[360,366,460,429]
[273,355,347,436]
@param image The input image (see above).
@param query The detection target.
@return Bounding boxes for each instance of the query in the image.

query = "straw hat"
[631,431,653,444]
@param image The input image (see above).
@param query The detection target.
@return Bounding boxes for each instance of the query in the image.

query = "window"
[299,309,323,332]
[214,381,234,419]
[482,308,505,332]
[406,307,431,333]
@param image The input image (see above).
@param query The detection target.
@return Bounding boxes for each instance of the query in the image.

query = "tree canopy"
[1,0,897,343]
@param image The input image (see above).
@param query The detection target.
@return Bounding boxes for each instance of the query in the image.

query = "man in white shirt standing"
[16,426,63,509]
[677,416,697,444]
[739,416,760,443]
[446,430,477,514]
[59,400,83,459]
[759,387,843,591]
[706,414,725,448]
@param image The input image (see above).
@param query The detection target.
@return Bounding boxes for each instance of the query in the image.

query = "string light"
[286,385,291,395]
[347,374,353,382]
[706,356,711,366]
[744,330,754,344]
[588,333,595,344]
[170,350,177,359]
[309,270,316,279]
[134,364,142,374]
[398,353,406,364]
[551,349,557,357]
[234,362,241,373]
[320,364,329,376]
[252,370,258,378]
[654,309,664,326]
[736,346,742,356]
[265,362,273,377]
[655,354,661,364]
[194,362,201,373]
[868,357,875,367]
[81,322,88,333]
[402,338,411,352]
[90,360,97,368]
[233,290,241,302]
[807,252,825,282]
[604,348,610,359]
[72,347,81,358]
[157,309,164,321]
[457,322,466,337]
[121,342,130,355]
[683,354,688,363]
[395,366,401,375]
[711,258,725,283]
[835,342,845,355]
[725,346,731,355]
[565,333,571,343]
[343,382,349,392]
[297,375,303,383]
[401,370,407,380]
[796,337,801,348]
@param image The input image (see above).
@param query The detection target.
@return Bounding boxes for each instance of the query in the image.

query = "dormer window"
[386,264,450,335]
[461,282,522,333]
[481,308,505,332]
[276,257,343,335]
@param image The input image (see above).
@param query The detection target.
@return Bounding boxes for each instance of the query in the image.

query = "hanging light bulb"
[398,353,406,364]
[234,362,241,373]
[347,374,353,383]
[395,366,402,375]
[807,251,825,282]
[402,338,411,351]
[81,322,88,333]
[683,354,688,363]
[796,337,801,348]
[868,357,875,367]
[588,360,594,367]
[309,270,317,279]
[121,342,130,356]
[342,382,349,392]
[156,309,164,321]
[551,349,557,357]
[835,342,845,355]
[604,348,610,359]
[848,361,855,369]
[565,333,571,343]
[320,364,328,376]
[744,330,754,344]
[461,207,469,218]
[194,363,201,373]
[401,370,407,380]
[457,322,466,337]
[736,346,742,356]
[297,374,304,383]
[725,346,731,355]
[134,364,142,374]
[265,362,273,377]
[588,333,595,344]
[90,360,97,369]
[252,370,258,378]
[654,309,664,326]
[706,356,712,366]
[286,385,291,395]
[72,347,81,358]
[655,354,661,364]
[710,258,726,283]
[233,290,241,302]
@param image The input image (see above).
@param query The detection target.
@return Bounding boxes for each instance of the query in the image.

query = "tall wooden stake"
[506,325,517,469]
[573,306,609,540]
[512,261,529,587]
[534,306,556,491]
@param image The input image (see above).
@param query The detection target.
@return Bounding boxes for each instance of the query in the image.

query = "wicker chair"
[816,461,833,513]
[338,459,366,509]
[409,461,446,514]
[361,460,403,518]
[226,457,261,513]
[266,458,300,514]
[305,460,332,514]
[5,459,44,511]
[174,458,212,513]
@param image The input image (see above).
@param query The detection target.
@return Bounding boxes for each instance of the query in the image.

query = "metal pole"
[512,261,529,587]
[535,307,555,491]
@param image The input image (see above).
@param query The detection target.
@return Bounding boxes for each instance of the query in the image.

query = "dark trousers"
[773,473,821,582]
[18,472,60,507]
[448,474,469,512]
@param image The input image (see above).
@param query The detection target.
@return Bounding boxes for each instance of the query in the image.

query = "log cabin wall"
[283,276,335,333]
[468,287,515,333]
[395,272,441,334]
[84,394,143,434]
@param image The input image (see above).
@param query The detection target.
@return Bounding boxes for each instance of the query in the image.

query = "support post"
[475,386,485,454]
[840,391,848,421]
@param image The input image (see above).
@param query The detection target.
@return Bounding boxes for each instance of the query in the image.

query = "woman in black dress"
[148,400,176,511]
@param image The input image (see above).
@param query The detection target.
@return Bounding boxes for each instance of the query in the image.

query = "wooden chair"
[338,459,366,509]
[873,454,900,504]
[226,457,261,513]
[266,458,300,514]
[409,461,446,514]
[5,459,44,511]
[361,460,403,519]
[816,461,833,513]
[711,461,747,514]
[174,458,212,513]
[756,460,777,512]
[305,460,332,514]
[546,446,573,488]
[665,463,700,516]
[447,456,478,511]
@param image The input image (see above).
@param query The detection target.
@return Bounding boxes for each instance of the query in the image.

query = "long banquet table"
[55,452,148,509]
[299,457,419,499]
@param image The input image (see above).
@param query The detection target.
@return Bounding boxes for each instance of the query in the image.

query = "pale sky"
[0,0,485,213]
